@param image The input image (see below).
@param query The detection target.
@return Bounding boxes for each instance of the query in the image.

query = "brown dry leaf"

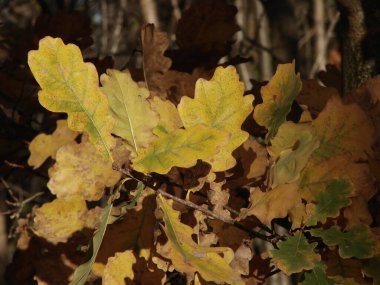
[312,96,374,161]
[47,140,121,201]
[288,203,308,230]
[343,196,373,229]
[132,257,166,285]
[297,79,339,117]
[206,173,231,220]
[28,120,79,169]
[230,241,253,275]
[33,196,97,244]
[226,138,269,189]
[141,24,172,98]
[238,184,301,225]
[102,250,136,285]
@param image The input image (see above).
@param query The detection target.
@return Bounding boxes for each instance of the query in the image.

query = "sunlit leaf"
[270,231,320,275]
[132,125,228,174]
[28,36,115,158]
[253,61,302,141]
[28,120,78,169]
[268,122,319,187]
[100,69,159,152]
[309,225,376,259]
[157,194,243,284]
[33,196,97,244]
[102,250,136,285]
[48,140,120,201]
[178,65,254,171]
[150,96,183,136]
[238,183,301,225]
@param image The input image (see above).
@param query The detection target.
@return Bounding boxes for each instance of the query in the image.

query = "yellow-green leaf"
[253,61,302,141]
[178,66,254,171]
[157,194,243,285]
[48,140,121,201]
[132,125,228,174]
[237,183,301,225]
[28,36,115,158]
[102,250,136,285]
[100,69,159,152]
[150,96,183,136]
[33,196,98,244]
[28,120,78,168]
[268,122,320,188]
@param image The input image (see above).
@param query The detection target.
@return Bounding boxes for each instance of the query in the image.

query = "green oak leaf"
[306,180,352,226]
[300,262,334,285]
[363,254,380,285]
[309,225,376,259]
[270,231,320,275]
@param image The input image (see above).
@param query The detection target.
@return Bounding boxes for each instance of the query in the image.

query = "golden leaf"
[150,96,183,136]
[157,194,243,284]
[102,250,136,285]
[178,65,254,171]
[28,37,115,158]
[48,140,121,201]
[238,184,301,225]
[33,196,98,244]
[28,120,78,168]
[100,69,159,152]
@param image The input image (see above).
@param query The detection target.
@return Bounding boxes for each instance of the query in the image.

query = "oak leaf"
[150,97,183,136]
[253,61,302,141]
[237,183,301,225]
[132,125,228,174]
[28,37,115,158]
[270,231,320,275]
[100,69,159,152]
[178,65,254,171]
[157,194,243,284]
[102,250,136,285]
[268,122,319,188]
[48,140,120,201]
[28,120,78,168]
[311,96,374,161]
[33,196,98,244]
[300,262,334,285]
[363,254,380,285]
[310,225,377,259]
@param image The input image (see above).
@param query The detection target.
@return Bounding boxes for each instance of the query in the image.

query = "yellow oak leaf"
[48,140,121,201]
[253,61,302,141]
[150,96,183,136]
[312,96,374,161]
[33,196,98,244]
[28,37,115,158]
[157,194,243,285]
[178,65,254,171]
[100,69,159,153]
[28,120,78,169]
[102,250,136,285]
[238,183,301,225]
[132,125,228,174]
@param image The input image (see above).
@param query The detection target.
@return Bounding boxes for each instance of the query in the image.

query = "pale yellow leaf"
[28,120,78,168]
[150,96,183,136]
[100,69,159,152]
[102,250,136,285]
[48,141,121,201]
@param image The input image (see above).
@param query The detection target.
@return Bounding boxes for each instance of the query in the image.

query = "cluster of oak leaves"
[15,24,380,285]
